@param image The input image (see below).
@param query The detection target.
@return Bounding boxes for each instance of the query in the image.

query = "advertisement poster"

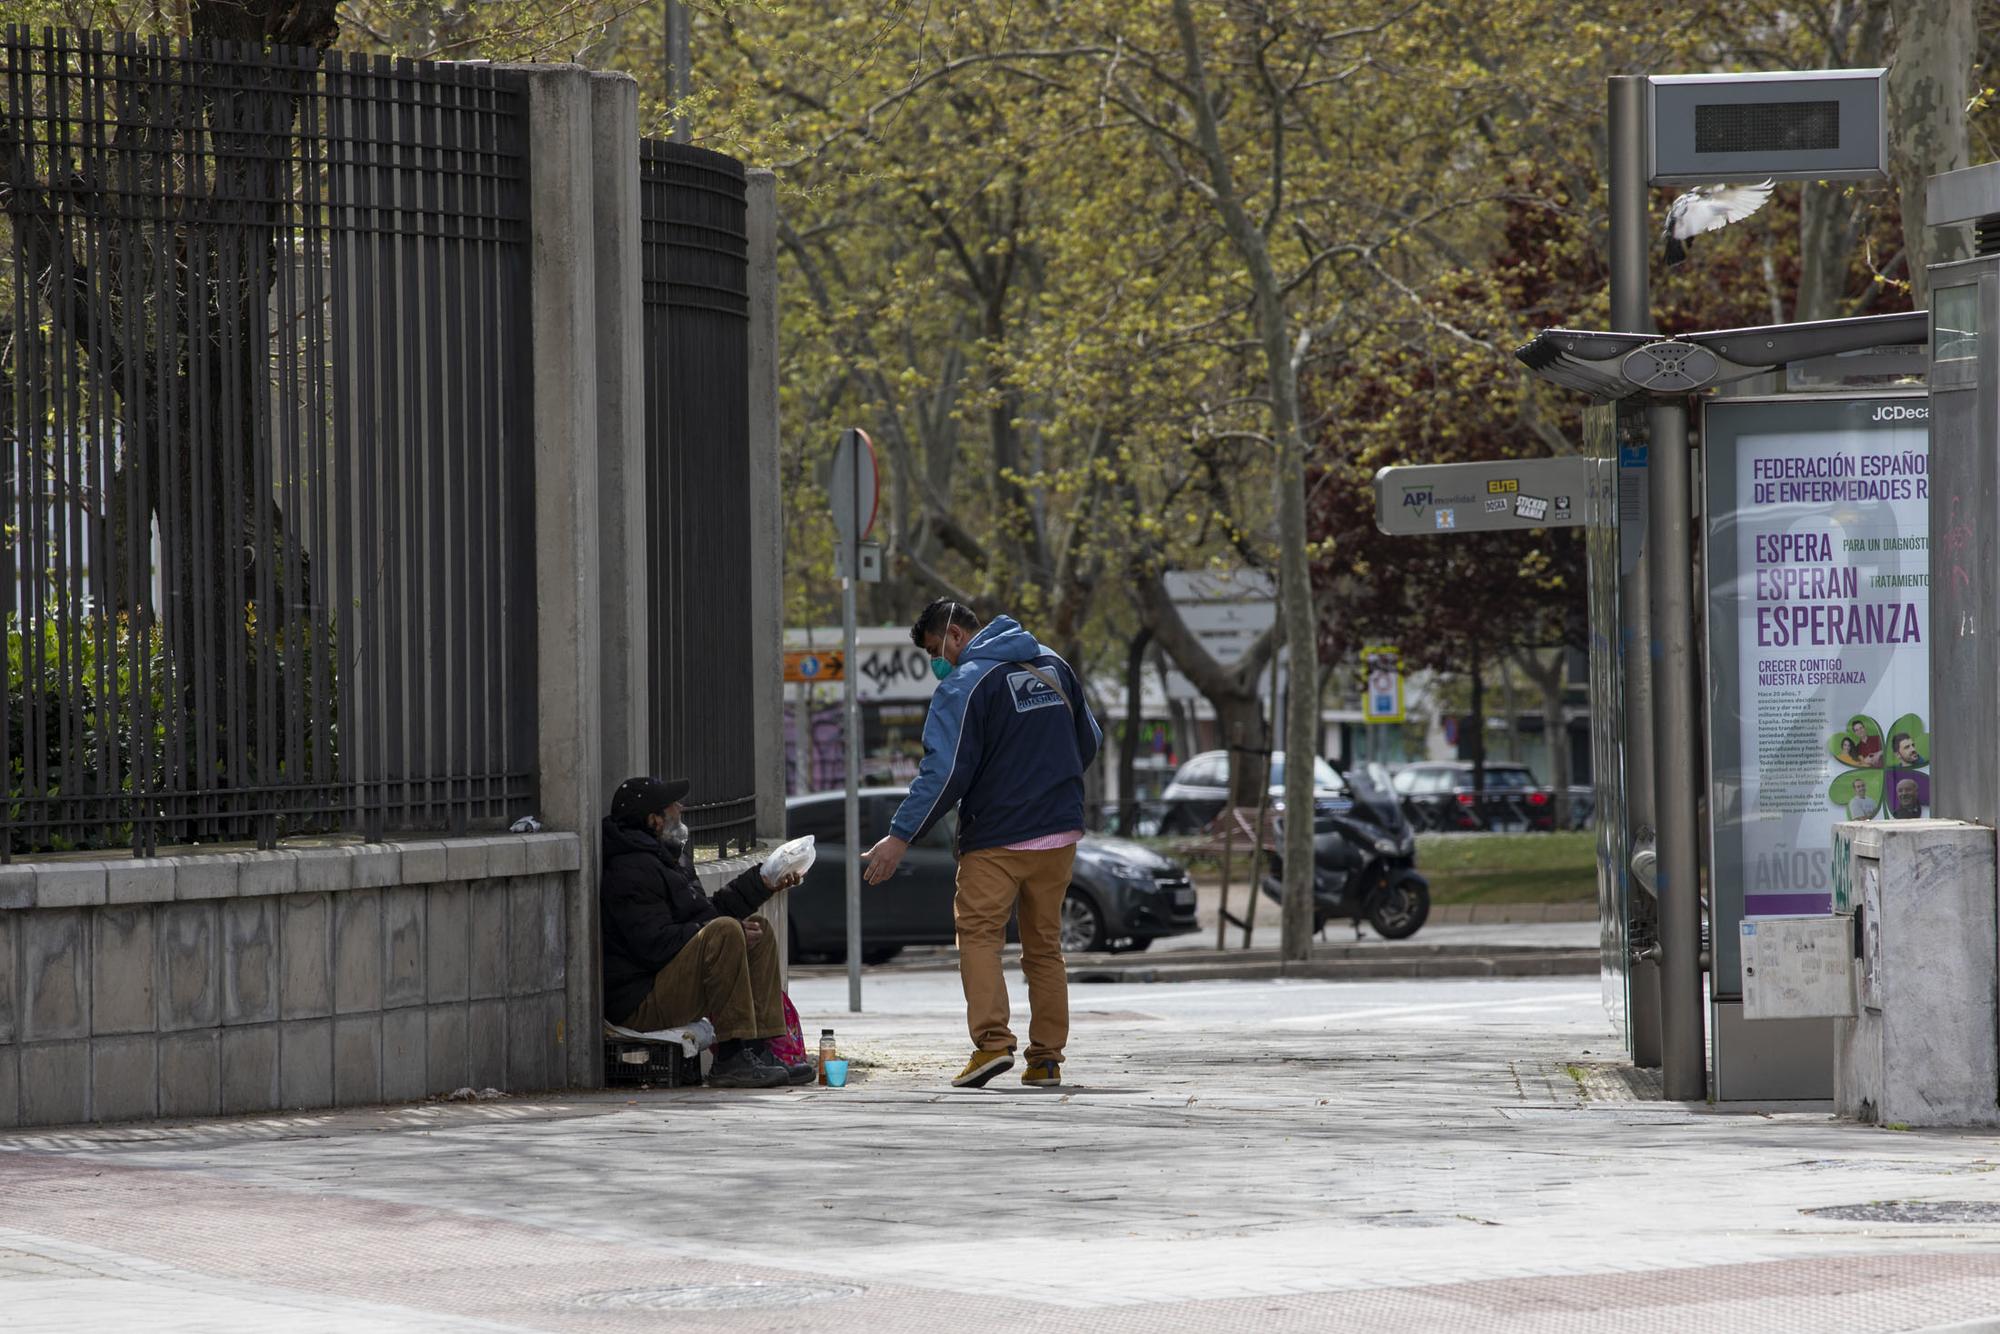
[1705,394,1929,995]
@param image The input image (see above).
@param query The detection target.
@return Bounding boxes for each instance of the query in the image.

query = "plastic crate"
[604,1039,703,1088]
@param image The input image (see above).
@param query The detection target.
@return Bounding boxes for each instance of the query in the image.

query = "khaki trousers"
[623,917,785,1042]
[955,844,1074,1065]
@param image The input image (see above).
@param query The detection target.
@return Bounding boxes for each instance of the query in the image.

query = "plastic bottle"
[818,1028,837,1085]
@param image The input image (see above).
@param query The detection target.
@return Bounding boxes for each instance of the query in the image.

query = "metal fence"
[2,29,538,856]
[639,140,757,855]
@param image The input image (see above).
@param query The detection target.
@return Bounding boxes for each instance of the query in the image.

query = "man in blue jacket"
[864,600,1102,1089]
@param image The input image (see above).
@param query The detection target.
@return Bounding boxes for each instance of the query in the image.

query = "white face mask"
[664,820,691,846]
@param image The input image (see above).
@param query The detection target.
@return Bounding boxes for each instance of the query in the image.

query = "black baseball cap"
[609,775,691,826]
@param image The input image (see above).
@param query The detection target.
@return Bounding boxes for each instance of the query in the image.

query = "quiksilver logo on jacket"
[1008,672,1065,712]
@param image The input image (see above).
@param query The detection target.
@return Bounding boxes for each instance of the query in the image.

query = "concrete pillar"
[591,72,650,801]
[518,64,603,1089]
[745,168,789,980]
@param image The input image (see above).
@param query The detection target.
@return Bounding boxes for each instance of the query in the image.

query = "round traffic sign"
[829,427,879,549]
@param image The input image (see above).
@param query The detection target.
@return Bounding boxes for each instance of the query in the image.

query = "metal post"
[1622,524,1663,1069]
[1609,75,1671,1077]
[844,496,862,1011]
[1647,395,1705,1100]
[1608,78,1651,338]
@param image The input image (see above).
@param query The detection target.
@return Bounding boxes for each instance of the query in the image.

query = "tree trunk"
[1117,627,1154,836]
[1155,646,1194,764]
[1168,0,1318,965]
[1066,639,1105,823]
[1467,642,1487,796]
[1216,693,1272,810]
[1797,183,1864,321]
[1134,568,1280,812]
[1796,4,1889,321]
[1888,0,1974,305]
[1518,648,1573,831]
[192,0,340,45]
[1500,663,1521,762]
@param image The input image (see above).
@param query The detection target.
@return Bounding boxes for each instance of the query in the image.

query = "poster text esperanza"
[1753,530,1924,649]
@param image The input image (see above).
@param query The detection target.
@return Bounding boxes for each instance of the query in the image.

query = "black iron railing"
[2,30,537,857]
[639,140,757,856]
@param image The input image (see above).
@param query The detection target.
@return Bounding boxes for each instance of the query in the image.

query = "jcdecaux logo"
[1872,404,1927,422]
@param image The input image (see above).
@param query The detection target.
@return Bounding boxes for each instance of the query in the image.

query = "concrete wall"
[0,837,578,1127]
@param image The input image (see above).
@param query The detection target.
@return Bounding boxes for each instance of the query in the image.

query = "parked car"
[783,789,1201,959]
[1391,761,1557,832]
[1156,750,1348,834]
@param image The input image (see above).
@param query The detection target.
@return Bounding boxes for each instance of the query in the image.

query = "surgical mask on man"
[930,656,952,681]
[662,820,690,846]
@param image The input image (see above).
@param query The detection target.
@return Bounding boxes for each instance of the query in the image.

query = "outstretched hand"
[862,835,909,884]
[762,869,804,891]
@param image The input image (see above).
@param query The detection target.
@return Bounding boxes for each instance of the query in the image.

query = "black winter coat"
[600,818,774,1025]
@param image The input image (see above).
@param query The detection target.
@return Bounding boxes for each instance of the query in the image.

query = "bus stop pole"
[1608,76,1663,1070]
[1645,395,1705,1100]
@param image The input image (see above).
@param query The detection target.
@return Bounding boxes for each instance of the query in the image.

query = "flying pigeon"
[1661,179,1774,265]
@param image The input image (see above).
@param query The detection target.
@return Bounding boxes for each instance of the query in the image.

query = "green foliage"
[7,609,341,854]
[21,1,1999,703]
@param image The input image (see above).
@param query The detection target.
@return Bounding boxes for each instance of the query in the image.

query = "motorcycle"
[1258,761,1431,940]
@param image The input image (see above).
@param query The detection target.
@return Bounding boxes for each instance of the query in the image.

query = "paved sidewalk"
[6,972,2000,1331]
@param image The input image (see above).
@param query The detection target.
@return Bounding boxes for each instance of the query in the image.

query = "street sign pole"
[844,563,860,1013]
[843,438,861,1014]
[830,426,878,1015]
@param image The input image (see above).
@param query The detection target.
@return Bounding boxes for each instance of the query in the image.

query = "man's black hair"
[910,598,980,649]
[1889,731,1910,752]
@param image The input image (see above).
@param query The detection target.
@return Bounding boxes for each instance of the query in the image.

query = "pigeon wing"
[1668,180,1774,240]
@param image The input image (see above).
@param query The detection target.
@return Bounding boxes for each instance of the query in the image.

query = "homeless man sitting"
[600,776,810,1088]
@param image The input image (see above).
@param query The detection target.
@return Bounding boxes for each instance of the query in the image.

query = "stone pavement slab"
[4,973,2000,1331]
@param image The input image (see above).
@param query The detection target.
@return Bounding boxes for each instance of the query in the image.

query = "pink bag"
[768,993,807,1065]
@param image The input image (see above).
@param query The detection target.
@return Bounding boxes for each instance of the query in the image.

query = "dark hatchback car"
[784,789,1201,959]
[1391,761,1554,832]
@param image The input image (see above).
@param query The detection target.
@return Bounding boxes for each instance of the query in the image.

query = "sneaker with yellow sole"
[1021,1061,1062,1087]
[952,1050,1014,1088]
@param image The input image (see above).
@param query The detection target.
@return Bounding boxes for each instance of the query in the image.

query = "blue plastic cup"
[823,1058,849,1088]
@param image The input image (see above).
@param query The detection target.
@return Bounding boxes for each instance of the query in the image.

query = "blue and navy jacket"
[889,615,1103,854]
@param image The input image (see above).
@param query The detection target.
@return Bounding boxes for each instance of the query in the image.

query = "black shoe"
[706,1047,788,1089]
[752,1042,816,1085]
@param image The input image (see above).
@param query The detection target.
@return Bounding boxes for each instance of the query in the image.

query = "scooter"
[1258,765,1431,940]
